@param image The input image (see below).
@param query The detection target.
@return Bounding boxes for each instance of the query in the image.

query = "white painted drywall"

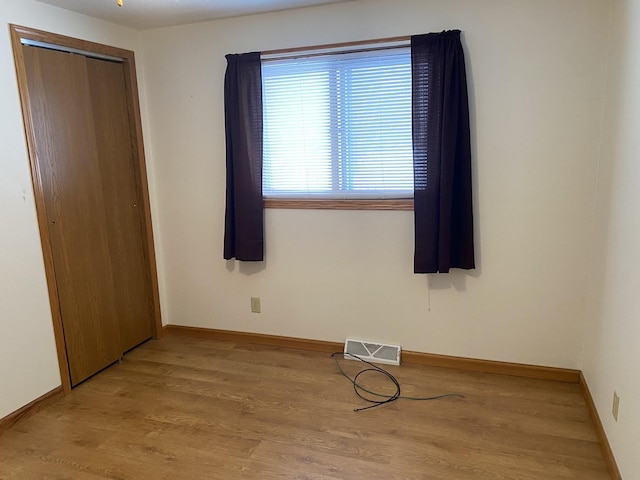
[0,0,144,419]
[140,0,609,369]
[582,0,640,477]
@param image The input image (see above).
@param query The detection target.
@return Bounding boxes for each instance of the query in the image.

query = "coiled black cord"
[332,352,465,412]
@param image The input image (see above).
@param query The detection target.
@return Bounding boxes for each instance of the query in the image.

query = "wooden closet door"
[23,46,122,385]
[22,46,153,385]
[86,58,154,353]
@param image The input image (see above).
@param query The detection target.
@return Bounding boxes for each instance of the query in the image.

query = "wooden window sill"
[264,198,413,211]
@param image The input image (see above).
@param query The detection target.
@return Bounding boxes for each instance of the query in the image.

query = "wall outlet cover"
[250,297,261,314]
[612,391,620,421]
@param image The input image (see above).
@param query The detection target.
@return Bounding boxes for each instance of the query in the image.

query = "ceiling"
[35,0,352,30]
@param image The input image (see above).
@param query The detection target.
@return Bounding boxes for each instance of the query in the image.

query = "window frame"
[261,37,414,211]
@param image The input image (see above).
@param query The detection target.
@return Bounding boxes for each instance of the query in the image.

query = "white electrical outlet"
[612,391,620,421]
[250,297,261,314]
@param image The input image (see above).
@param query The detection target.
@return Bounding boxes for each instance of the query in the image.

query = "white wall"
[141,0,610,369]
[582,0,640,477]
[0,0,143,419]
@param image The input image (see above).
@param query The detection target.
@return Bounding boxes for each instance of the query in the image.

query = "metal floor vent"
[344,339,401,366]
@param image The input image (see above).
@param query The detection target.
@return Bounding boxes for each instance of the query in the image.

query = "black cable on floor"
[331,352,465,412]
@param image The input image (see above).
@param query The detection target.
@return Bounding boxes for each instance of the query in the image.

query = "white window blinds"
[262,46,413,199]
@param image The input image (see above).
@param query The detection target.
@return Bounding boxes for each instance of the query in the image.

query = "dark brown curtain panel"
[411,30,475,273]
[223,52,264,261]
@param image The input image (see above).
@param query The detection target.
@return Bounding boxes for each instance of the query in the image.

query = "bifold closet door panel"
[86,58,154,353]
[22,46,122,385]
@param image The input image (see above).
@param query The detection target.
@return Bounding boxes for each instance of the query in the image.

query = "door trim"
[9,24,164,394]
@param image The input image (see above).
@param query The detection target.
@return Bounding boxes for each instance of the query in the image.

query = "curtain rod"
[261,35,411,58]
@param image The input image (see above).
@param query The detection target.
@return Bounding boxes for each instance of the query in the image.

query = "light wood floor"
[0,335,610,479]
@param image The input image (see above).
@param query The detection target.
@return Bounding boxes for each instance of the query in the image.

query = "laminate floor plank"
[0,335,610,479]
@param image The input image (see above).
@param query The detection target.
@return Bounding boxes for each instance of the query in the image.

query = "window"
[262,45,413,201]
[225,31,474,268]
